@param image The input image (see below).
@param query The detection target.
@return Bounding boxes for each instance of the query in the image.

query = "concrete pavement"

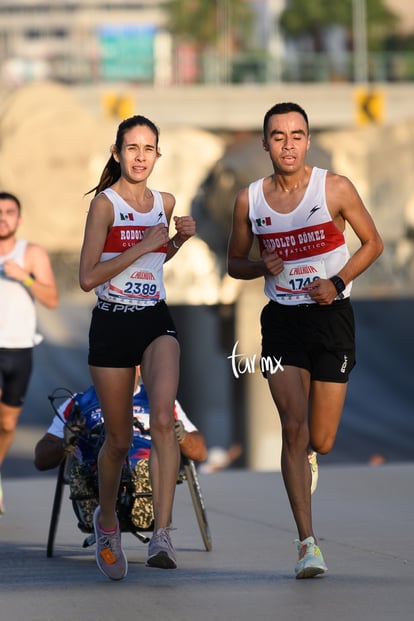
[1,463,413,621]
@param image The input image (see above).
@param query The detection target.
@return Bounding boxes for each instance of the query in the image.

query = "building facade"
[0,1,166,84]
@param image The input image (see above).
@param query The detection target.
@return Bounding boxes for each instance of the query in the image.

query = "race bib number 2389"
[109,269,161,304]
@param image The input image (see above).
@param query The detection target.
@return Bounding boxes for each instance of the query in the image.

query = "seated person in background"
[34,367,207,471]
[34,368,207,533]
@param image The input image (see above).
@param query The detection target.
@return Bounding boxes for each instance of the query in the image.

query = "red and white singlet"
[248,167,352,305]
[95,187,168,306]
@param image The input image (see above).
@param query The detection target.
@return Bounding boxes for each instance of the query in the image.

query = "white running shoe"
[294,536,328,579]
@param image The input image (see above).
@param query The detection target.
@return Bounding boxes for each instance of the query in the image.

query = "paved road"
[1,464,413,621]
[1,295,413,619]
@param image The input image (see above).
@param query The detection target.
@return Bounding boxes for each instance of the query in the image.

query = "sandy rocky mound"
[0,81,230,303]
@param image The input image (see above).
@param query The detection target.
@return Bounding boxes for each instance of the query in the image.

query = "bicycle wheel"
[182,458,212,551]
[46,459,66,557]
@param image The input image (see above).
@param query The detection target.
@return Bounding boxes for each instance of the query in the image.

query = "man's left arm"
[331,174,383,283]
[306,174,383,305]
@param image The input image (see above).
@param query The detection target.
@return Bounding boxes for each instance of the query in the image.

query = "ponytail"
[85,155,120,197]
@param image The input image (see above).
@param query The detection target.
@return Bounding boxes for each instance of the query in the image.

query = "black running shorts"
[88,299,178,368]
[260,298,356,382]
[0,347,33,407]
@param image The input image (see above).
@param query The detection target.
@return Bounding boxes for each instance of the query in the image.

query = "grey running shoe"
[308,450,319,495]
[93,506,128,580]
[147,528,177,569]
[294,536,328,579]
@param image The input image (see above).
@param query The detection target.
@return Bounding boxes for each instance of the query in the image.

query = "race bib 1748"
[275,259,327,299]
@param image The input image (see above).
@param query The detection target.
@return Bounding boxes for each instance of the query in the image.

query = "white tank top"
[95,187,168,306]
[0,239,42,347]
[248,167,352,305]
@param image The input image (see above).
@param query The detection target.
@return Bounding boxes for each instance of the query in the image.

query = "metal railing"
[2,50,414,86]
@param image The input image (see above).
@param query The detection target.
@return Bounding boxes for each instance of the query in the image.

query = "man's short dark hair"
[0,192,21,214]
[263,102,310,137]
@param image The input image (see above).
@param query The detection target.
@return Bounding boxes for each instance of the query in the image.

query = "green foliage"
[163,0,254,50]
[279,0,399,50]
[280,0,350,33]
[385,32,414,52]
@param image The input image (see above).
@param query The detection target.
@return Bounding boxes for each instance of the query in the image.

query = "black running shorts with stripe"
[88,299,178,368]
[260,298,356,382]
